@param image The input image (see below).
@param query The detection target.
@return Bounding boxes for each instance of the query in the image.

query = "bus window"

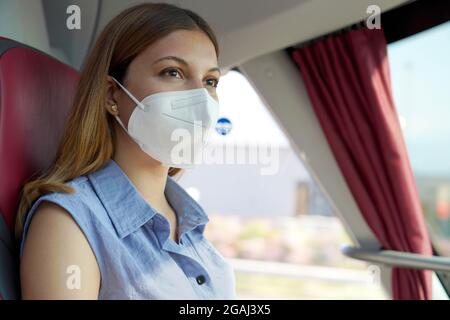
[389,20,450,258]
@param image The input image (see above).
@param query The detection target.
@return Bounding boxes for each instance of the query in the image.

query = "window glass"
[388,21,450,257]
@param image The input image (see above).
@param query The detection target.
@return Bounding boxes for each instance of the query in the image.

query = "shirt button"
[196,275,206,285]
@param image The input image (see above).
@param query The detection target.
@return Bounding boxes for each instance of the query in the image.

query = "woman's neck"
[113,151,170,211]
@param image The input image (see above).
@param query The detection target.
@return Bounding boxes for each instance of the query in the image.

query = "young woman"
[16,3,236,300]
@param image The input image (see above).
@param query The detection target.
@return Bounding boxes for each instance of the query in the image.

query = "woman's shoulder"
[32,175,97,214]
[19,174,106,257]
[19,175,103,298]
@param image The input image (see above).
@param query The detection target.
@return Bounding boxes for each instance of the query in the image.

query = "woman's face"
[106,29,220,166]
[108,29,220,130]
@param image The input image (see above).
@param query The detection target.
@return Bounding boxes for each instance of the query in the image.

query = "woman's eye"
[206,78,219,88]
[161,68,182,79]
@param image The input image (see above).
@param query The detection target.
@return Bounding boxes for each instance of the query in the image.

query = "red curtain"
[290,27,433,299]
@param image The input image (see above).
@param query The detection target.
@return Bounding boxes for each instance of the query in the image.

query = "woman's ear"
[105,76,120,115]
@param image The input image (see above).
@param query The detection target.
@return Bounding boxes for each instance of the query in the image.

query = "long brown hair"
[15,3,220,239]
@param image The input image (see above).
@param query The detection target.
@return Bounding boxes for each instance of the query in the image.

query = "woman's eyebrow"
[152,55,221,75]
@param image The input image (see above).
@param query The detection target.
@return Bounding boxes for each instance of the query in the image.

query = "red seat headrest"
[0,37,79,230]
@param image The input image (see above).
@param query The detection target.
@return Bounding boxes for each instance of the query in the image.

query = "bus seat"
[0,37,79,299]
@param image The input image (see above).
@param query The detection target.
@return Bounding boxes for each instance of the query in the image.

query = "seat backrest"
[0,37,79,299]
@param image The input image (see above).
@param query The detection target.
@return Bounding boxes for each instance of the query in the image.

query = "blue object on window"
[215,117,232,136]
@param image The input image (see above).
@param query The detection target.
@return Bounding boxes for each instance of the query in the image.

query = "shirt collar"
[87,159,209,239]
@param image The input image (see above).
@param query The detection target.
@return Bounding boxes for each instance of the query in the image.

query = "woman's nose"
[186,78,205,90]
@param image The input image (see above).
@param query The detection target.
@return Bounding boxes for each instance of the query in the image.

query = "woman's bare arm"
[20,201,100,299]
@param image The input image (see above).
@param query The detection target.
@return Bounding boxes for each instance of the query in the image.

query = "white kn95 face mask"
[110,77,220,168]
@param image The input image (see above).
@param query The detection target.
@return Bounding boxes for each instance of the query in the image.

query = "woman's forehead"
[137,30,218,67]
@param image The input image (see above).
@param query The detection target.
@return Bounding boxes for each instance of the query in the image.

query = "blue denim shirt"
[19,159,236,299]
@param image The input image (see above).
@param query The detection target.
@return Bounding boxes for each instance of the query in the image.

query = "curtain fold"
[290,27,432,300]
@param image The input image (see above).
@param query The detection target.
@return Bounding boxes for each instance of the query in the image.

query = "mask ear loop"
[109,76,142,137]
[110,77,145,109]
[112,109,129,133]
